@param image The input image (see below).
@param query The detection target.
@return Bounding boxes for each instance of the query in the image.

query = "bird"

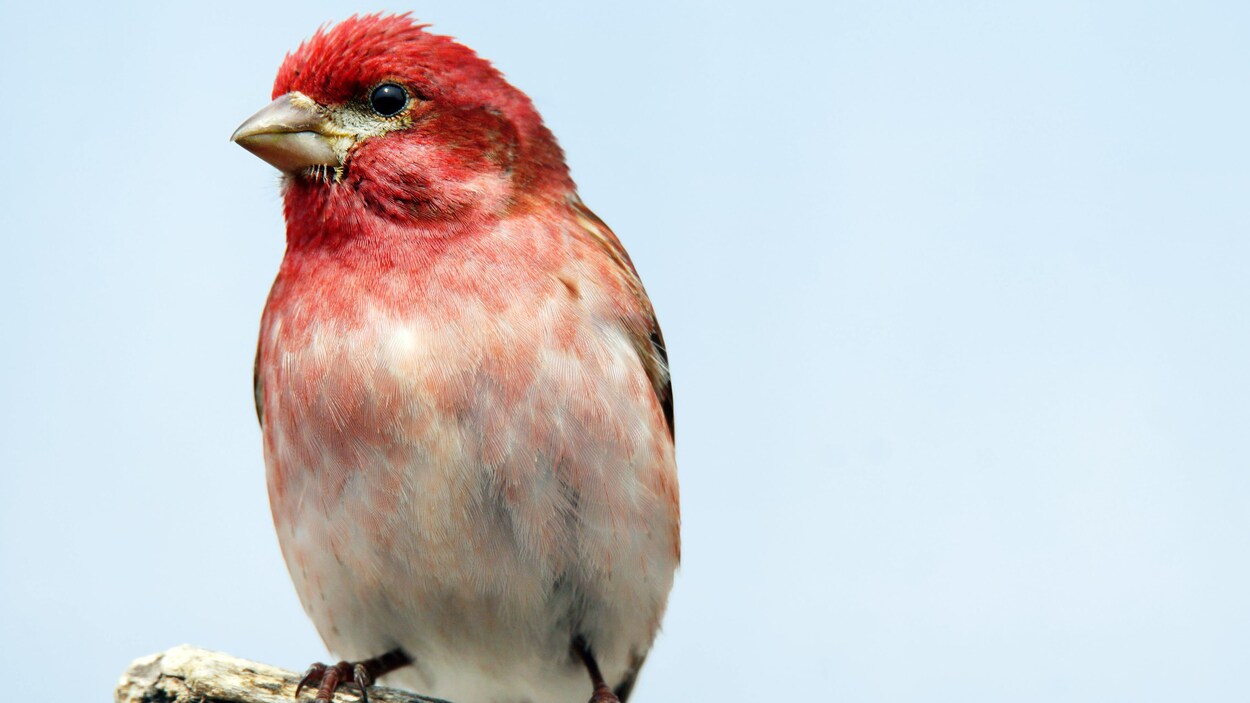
[229,14,679,703]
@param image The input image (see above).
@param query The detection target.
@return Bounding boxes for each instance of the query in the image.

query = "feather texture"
[247,14,679,703]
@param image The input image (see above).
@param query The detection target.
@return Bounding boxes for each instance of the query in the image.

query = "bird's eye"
[369,84,408,116]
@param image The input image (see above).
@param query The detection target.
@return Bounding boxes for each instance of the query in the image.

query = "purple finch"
[231,14,679,703]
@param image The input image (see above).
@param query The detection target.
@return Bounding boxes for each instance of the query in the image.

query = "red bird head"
[232,14,572,238]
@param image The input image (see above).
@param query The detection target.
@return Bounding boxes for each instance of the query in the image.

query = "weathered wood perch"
[117,646,453,703]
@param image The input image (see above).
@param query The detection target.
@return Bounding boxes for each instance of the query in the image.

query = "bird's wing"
[253,344,265,426]
[569,196,674,440]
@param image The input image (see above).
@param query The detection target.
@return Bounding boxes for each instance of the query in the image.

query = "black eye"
[369,83,408,116]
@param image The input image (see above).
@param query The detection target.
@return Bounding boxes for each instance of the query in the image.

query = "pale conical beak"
[231,92,342,172]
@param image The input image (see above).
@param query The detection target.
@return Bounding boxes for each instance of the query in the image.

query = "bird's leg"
[573,637,620,703]
[295,649,412,703]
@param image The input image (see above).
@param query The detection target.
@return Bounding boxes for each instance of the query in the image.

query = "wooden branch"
[116,646,453,703]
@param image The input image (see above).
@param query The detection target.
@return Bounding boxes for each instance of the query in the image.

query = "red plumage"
[234,14,678,703]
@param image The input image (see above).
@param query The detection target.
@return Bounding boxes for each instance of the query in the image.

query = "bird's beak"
[231,92,343,173]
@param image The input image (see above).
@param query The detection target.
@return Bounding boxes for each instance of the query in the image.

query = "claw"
[296,663,327,700]
[289,649,410,703]
[353,663,374,703]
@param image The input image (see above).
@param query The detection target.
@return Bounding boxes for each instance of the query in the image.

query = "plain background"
[2,1,1248,701]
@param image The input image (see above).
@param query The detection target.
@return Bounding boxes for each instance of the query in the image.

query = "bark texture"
[116,646,452,703]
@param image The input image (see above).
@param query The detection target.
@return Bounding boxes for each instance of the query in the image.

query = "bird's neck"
[281,164,573,252]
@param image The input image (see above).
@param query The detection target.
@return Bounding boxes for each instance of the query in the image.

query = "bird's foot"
[295,661,368,703]
[588,683,621,703]
[294,650,411,703]
[573,636,621,703]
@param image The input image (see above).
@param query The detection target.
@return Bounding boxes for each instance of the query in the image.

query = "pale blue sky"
[2,1,1248,701]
